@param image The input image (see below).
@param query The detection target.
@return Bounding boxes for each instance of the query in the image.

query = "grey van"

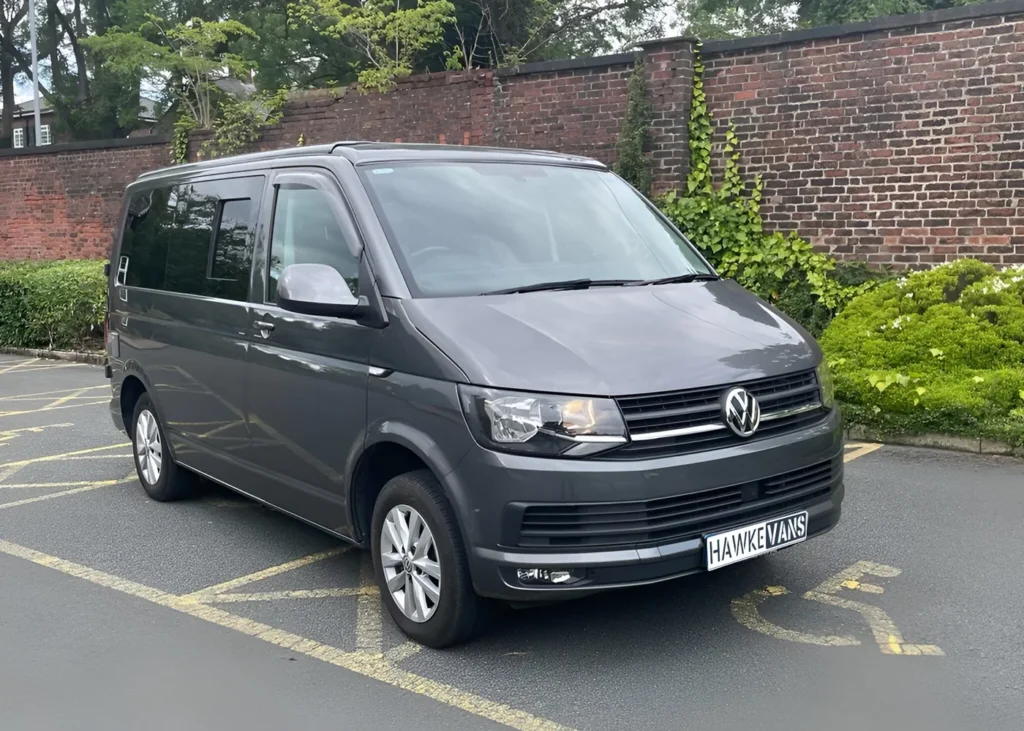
[106,143,843,647]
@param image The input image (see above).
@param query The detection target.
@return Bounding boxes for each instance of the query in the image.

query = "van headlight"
[816,360,836,408]
[459,385,627,457]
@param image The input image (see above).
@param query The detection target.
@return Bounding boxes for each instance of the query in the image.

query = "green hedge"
[820,259,1024,446]
[0,261,107,351]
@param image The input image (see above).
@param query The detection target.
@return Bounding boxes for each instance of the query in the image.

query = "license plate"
[705,511,808,571]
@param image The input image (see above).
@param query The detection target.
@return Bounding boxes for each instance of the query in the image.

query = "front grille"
[602,370,825,460]
[515,457,839,549]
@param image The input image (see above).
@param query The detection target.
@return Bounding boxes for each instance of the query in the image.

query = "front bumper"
[447,407,844,601]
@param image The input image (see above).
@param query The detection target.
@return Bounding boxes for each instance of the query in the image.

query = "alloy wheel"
[380,504,442,623]
[135,410,163,485]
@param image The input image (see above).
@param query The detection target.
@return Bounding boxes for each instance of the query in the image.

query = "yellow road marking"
[66,454,133,461]
[0,476,133,510]
[0,384,107,402]
[0,443,131,470]
[0,398,109,418]
[0,477,129,489]
[180,547,350,601]
[0,362,88,375]
[844,442,883,462]
[356,555,384,654]
[734,560,944,656]
[803,560,945,657]
[0,538,571,731]
[205,588,379,603]
[0,423,74,444]
[384,642,424,664]
[0,359,39,374]
[43,388,91,409]
[731,586,861,647]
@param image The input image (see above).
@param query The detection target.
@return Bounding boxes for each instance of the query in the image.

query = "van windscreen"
[359,162,712,297]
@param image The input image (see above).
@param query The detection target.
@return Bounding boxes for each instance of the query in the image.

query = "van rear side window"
[119,176,264,301]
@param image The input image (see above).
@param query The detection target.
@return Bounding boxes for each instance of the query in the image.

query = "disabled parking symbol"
[731,560,944,656]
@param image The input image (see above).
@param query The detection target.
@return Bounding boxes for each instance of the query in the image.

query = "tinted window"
[267,184,359,302]
[164,183,217,296]
[359,163,712,297]
[121,187,176,290]
[208,199,255,301]
[118,177,262,300]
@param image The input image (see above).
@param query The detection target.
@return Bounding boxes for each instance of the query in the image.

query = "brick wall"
[3,0,1024,266]
[0,139,167,259]
[702,1,1024,266]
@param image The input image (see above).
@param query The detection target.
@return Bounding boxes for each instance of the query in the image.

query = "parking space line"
[0,385,108,402]
[0,476,135,510]
[356,555,384,654]
[204,588,378,603]
[0,477,130,489]
[0,359,39,374]
[384,641,424,664]
[0,398,110,418]
[180,546,350,601]
[0,443,131,471]
[0,537,572,731]
[844,442,882,463]
[0,363,88,375]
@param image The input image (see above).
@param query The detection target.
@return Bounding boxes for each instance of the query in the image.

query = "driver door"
[240,169,372,535]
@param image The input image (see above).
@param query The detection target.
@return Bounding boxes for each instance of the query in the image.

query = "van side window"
[207,199,255,301]
[267,184,359,303]
[121,188,176,290]
[164,184,217,296]
[119,177,262,301]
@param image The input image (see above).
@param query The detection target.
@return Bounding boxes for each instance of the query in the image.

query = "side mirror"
[276,263,366,318]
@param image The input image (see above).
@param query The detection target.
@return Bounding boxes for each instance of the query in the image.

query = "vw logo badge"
[723,387,761,438]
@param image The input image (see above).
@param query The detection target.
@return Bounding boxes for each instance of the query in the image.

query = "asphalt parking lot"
[1,354,1022,731]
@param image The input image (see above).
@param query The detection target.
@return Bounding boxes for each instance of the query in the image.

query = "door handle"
[254,320,275,337]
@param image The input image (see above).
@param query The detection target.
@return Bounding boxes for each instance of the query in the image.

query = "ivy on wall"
[614,59,654,197]
[654,44,883,334]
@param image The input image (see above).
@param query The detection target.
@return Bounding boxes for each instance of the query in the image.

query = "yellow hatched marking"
[384,642,424,664]
[0,477,129,490]
[0,359,40,374]
[205,588,378,603]
[179,547,350,601]
[0,443,131,471]
[356,555,384,654]
[844,442,883,462]
[0,538,572,731]
[0,398,109,418]
[0,476,133,510]
[0,384,107,402]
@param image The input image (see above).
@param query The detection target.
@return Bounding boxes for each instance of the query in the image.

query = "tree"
[84,15,257,127]
[676,0,796,40]
[677,0,988,41]
[0,0,26,147]
[291,0,457,91]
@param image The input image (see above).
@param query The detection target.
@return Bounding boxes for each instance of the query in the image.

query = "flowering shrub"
[820,259,1024,445]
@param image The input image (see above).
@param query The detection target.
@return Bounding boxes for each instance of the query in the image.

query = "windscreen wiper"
[635,272,720,286]
[482,278,641,295]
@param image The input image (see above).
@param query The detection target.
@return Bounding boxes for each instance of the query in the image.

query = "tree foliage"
[291,0,456,91]
[677,0,988,41]
[85,16,256,127]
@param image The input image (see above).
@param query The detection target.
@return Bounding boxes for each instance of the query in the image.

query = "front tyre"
[131,393,197,502]
[371,470,483,648]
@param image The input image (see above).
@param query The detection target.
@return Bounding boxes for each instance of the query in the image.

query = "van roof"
[135,142,606,182]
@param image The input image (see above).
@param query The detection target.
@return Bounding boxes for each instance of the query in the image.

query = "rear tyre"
[371,470,484,648]
[131,393,197,502]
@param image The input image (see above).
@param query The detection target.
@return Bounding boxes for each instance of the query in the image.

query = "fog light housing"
[516,568,584,585]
